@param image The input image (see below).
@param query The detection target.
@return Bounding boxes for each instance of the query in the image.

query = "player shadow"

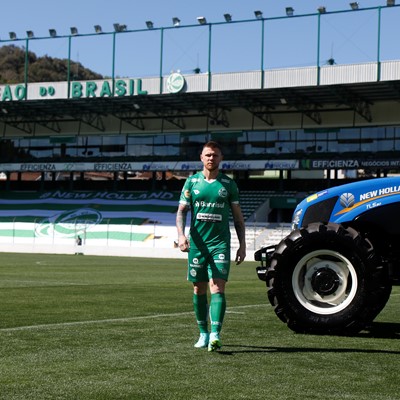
[218,321,400,356]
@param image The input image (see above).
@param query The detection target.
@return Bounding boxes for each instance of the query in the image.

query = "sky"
[1,0,399,79]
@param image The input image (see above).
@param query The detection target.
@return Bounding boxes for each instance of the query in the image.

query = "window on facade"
[100,136,126,157]
[179,132,208,159]
[78,136,101,157]
[362,127,385,139]
[127,135,153,157]
[27,138,54,159]
[6,124,400,163]
[153,134,180,157]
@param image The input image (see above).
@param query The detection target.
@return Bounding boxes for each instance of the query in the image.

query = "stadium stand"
[0,188,298,258]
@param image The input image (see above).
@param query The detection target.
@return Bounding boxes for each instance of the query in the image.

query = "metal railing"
[0,4,399,88]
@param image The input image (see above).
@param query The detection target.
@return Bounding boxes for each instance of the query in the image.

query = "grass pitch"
[0,252,400,400]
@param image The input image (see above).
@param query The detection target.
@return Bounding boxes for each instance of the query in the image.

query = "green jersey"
[179,171,240,251]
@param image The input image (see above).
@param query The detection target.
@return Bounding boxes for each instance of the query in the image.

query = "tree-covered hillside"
[0,45,103,83]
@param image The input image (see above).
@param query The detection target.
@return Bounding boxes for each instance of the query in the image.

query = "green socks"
[193,292,227,334]
[193,293,208,334]
[210,293,226,333]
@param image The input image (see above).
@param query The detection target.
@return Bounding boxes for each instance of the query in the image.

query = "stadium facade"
[1,4,400,193]
[1,4,400,257]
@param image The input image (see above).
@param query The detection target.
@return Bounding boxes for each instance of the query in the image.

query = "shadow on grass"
[219,322,400,356]
[357,321,400,339]
[219,344,400,356]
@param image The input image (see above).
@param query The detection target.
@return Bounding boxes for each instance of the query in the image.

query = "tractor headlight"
[291,208,303,230]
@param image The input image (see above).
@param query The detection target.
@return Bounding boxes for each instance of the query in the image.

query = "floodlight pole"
[377,6,382,81]
[207,24,212,91]
[24,38,29,93]
[67,36,72,98]
[159,27,164,94]
[317,12,322,85]
[112,31,117,95]
[260,18,265,88]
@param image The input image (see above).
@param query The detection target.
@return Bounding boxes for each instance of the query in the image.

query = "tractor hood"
[292,177,400,229]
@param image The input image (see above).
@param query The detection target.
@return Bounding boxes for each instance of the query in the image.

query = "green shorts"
[187,247,231,282]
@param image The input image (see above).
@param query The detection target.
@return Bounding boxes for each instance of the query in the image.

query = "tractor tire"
[266,222,391,335]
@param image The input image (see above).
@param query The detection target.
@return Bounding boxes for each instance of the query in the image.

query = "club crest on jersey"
[218,188,228,198]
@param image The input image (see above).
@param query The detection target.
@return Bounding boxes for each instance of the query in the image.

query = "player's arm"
[176,202,189,252]
[231,202,246,264]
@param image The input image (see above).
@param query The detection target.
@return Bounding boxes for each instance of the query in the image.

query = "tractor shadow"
[357,321,400,339]
[219,344,400,356]
[218,321,400,356]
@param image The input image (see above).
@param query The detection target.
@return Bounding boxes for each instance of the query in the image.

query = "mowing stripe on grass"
[0,304,267,333]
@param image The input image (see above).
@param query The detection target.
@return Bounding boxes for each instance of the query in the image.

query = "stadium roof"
[1,62,400,134]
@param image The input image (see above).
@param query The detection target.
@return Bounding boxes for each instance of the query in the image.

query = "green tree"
[0,45,103,83]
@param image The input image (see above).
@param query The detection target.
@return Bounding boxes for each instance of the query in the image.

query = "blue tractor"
[255,177,400,335]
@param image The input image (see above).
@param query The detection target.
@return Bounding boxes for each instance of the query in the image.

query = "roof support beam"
[331,86,373,122]
[207,107,230,128]
[115,110,146,130]
[246,104,274,126]
[301,104,322,125]
[279,89,322,125]
[79,114,105,131]
[4,120,33,134]
[163,111,186,129]
[36,119,61,133]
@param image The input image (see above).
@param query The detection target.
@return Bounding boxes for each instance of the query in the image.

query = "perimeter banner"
[0,190,179,245]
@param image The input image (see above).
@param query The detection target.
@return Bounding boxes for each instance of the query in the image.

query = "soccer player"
[176,141,246,352]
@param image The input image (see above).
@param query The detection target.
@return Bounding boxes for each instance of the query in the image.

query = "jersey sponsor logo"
[190,258,203,268]
[194,201,225,209]
[197,213,222,222]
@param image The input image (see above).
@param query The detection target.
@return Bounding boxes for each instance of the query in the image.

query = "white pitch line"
[0,304,267,333]
[0,280,88,286]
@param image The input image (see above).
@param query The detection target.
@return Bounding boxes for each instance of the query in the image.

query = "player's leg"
[207,249,230,351]
[187,250,209,348]
[192,281,209,348]
[209,278,226,333]
[208,278,226,351]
